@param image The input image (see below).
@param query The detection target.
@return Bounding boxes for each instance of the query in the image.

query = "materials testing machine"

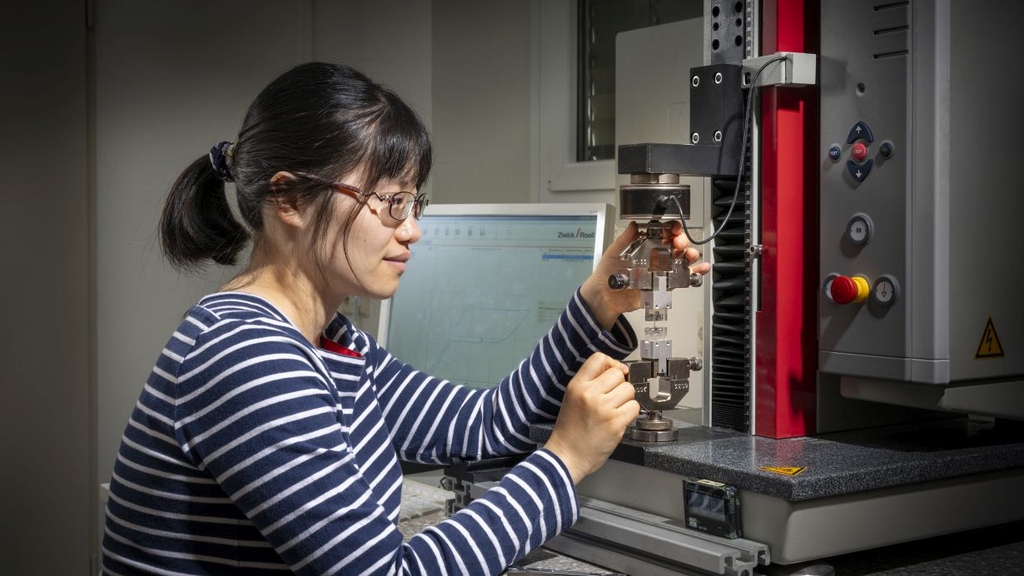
[445,2,1024,574]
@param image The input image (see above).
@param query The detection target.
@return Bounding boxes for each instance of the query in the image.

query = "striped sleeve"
[169,322,582,575]
[402,448,578,574]
[351,287,634,572]
[374,288,636,465]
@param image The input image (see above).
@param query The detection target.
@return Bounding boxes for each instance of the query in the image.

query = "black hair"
[159,62,433,272]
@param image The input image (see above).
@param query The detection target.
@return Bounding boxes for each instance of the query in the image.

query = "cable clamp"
[742,52,817,88]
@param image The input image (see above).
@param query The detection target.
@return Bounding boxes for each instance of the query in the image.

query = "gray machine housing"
[818,0,1024,419]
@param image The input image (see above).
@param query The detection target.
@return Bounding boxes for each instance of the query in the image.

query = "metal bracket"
[742,52,817,87]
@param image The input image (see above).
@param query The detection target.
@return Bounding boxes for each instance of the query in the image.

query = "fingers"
[580,355,636,416]
[592,367,632,403]
[660,220,712,275]
[615,396,642,420]
[606,378,638,408]
[549,355,640,484]
[576,352,626,379]
[664,221,696,254]
[682,245,712,275]
[604,221,639,257]
[690,261,712,275]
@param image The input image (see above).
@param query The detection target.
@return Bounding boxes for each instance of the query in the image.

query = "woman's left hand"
[580,220,712,329]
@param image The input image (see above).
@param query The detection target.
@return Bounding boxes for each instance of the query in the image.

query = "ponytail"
[159,154,250,271]
[158,62,433,275]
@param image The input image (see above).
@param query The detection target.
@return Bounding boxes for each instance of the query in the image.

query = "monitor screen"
[378,203,615,388]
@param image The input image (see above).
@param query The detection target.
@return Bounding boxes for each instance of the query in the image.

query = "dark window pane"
[578,0,702,161]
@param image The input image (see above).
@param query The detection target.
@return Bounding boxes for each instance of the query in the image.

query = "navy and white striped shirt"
[102,289,635,575]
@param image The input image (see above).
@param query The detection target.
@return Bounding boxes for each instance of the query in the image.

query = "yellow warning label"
[760,466,806,476]
[975,317,1005,359]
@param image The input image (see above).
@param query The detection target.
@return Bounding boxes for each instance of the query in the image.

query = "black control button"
[847,159,874,182]
[879,139,894,158]
[846,121,875,144]
[828,144,842,161]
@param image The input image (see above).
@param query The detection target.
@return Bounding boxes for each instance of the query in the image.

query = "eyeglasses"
[294,172,429,221]
[334,182,429,221]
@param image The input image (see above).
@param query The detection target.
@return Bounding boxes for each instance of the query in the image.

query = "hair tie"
[208,141,236,183]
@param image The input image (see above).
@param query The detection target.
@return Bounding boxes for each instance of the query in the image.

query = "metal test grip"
[608,220,703,442]
[627,357,692,411]
[608,221,704,322]
[621,326,703,442]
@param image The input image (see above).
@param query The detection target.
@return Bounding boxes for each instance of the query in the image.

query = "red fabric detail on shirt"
[319,336,363,358]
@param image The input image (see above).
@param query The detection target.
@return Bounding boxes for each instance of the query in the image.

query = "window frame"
[537,0,616,197]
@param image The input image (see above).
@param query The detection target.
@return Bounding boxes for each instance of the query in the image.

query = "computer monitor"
[378,203,616,388]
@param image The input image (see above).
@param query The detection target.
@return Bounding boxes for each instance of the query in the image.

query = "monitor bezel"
[376,202,617,348]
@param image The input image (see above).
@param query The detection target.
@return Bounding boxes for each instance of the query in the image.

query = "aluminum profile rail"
[470,482,770,576]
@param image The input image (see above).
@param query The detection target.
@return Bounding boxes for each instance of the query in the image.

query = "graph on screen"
[379,204,613,388]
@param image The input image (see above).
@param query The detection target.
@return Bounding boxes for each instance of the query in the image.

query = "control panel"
[819,2,914,380]
[818,0,1023,396]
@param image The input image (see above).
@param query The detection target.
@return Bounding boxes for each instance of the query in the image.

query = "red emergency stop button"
[829,275,870,304]
[851,142,868,162]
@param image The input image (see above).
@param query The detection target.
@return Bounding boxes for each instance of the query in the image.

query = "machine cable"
[677,54,788,246]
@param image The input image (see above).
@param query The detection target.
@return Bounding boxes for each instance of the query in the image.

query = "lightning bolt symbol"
[977,319,1003,358]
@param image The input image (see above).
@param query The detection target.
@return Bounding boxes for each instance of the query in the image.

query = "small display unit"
[682,477,742,539]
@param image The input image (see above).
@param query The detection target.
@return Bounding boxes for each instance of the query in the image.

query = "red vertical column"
[755,0,820,438]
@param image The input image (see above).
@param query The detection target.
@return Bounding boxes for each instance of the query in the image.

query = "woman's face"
[322,175,422,301]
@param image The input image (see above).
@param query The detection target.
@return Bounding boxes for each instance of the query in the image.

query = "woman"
[101,61,709,575]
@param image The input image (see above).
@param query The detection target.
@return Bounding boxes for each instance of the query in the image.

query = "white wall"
[0,0,92,573]
[312,1,433,155]
[430,1,535,205]
[312,0,535,208]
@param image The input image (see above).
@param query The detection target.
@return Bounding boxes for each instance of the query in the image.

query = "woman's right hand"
[544,353,640,485]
